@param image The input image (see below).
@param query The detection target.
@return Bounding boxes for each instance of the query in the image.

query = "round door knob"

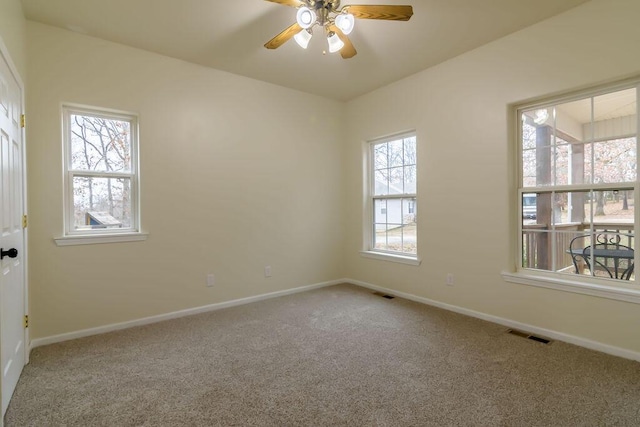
[0,248,18,259]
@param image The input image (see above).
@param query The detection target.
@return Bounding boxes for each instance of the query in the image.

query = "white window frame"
[503,78,640,304]
[361,131,421,266]
[55,104,146,246]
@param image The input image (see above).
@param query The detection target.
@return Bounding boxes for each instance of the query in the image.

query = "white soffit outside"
[20,0,590,101]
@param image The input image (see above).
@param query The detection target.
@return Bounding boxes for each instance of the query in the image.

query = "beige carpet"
[5,284,640,426]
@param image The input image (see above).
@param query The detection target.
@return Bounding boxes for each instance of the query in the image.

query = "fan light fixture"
[264,1,414,60]
[335,13,355,35]
[296,7,316,29]
[294,29,313,49]
[327,32,344,53]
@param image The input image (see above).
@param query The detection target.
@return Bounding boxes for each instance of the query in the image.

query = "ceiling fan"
[264,0,413,59]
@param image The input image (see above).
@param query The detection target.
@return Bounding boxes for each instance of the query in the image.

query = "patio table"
[568,247,634,280]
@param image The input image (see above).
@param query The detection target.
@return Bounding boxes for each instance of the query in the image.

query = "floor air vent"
[372,291,395,300]
[507,329,551,344]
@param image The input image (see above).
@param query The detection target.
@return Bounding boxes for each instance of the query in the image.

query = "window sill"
[501,271,640,304]
[54,232,149,247]
[360,251,421,266]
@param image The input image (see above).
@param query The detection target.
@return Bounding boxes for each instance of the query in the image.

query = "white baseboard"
[30,277,640,363]
[343,278,640,363]
[30,279,342,349]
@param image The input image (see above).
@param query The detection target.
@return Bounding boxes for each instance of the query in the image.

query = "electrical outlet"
[446,273,454,286]
[264,265,272,278]
[206,273,215,287]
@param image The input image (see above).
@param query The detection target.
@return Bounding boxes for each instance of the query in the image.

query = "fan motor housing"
[308,0,341,13]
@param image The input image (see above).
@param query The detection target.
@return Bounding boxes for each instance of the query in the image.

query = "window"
[517,81,638,290]
[366,132,417,260]
[61,105,141,240]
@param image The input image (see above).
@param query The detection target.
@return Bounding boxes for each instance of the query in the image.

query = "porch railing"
[522,222,634,272]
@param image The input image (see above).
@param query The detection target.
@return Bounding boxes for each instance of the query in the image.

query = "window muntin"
[63,106,139,235]
[370,133,417,256]
[518,83,637,284]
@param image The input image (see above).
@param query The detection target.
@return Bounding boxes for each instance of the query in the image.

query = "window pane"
[521,144,552,187]
[374,199,387,223]
[373,197,417,255]
[521,193,538,224]
[522,108,552,129]
[521,192,558,226]
[566,231,635,280]
[590,189,634,225]
[374,143,388,170]
[70,114,132,172]
[522,148,537,187]
[374,224,390,251]
[382,224,403,253]
[404,165,416,194]
[522,230,586,274]
[591,138,636,184]
[374,170,388,196]
[386,199,402,223]
[554,143,570,185]
[389,167,404,195]
[561,231,594,274]
[593,88,636,141]
[522,191,592,227]
[72,176,131,230]
[554,97,590,142]
[583,144,593,185]
[404,136,416,166]
[402,198,416,225]
[403,198,417,253]
[388,139,404,167]
[521,120,538,150]
[520,110,553,187]
[403,225,417,254]
[521,230,548,270]
[553,191,590,226]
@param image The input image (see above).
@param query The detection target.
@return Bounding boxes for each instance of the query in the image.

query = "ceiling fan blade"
[343,5,413,21]
[264,22,303,49]
[263,0,304,7]
[329,25,357,59]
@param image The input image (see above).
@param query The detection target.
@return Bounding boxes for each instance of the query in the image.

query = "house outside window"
[517,80,638,289]
[62,105,141,238]
[367,132,417,259]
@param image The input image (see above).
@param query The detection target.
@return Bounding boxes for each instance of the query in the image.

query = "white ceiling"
[20,0,590,101]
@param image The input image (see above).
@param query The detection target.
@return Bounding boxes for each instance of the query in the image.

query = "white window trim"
[509,77,640,302]
[54,232,148,247]
[502,271,640,304]
[362,131,420,265]
[61,104,144,245]
[360,250,421,266]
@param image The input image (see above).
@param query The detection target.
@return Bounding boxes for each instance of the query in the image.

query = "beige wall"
[26,22,346,339]
[344,0,640,353]
[0,0,26,78]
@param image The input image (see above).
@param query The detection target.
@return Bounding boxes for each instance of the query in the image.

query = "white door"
[0,43,26,417]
